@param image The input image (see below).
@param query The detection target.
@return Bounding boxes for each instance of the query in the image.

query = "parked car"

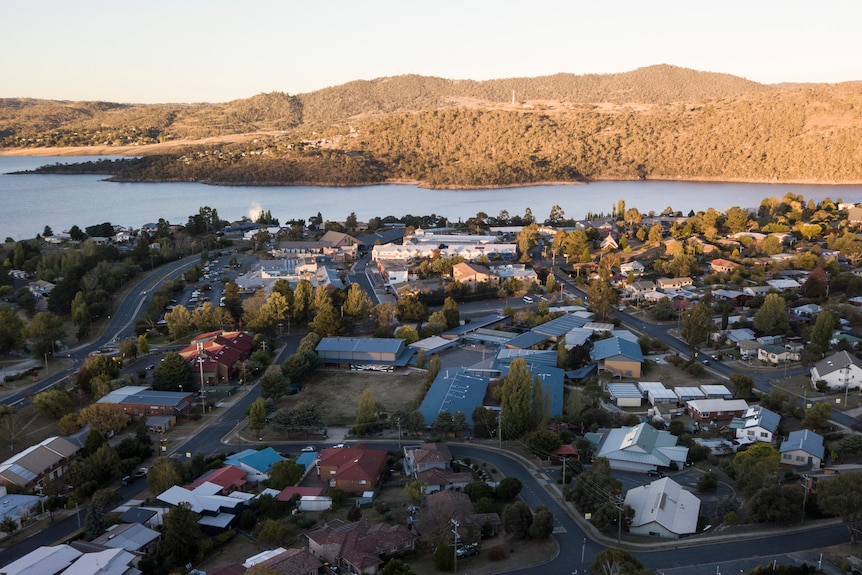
[647,469,665,477]
[301,446,316,452]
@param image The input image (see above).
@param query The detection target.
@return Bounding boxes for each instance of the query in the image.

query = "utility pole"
[197,342,206,418]
[397,418,402,453]
[497,410,502,449]
[801,474,809,524]
[451,519,460,573]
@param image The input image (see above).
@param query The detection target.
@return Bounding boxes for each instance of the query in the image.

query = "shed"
[699,385,733,399]
[638,382,677,405]
[674,387,706,404]
[608,384,642,407]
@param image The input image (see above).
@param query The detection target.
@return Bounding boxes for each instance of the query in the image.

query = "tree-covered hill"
[2,65,862,186]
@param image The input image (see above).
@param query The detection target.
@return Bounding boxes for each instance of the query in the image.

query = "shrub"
[489,545,508,561]
[723,511,739,525]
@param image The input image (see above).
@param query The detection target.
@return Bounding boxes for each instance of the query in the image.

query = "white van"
[523,296,534,304]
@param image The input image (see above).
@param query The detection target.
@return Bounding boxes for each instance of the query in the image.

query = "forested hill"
[3,65,862,186]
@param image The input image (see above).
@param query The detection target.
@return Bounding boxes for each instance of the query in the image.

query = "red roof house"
[316,446,387,494]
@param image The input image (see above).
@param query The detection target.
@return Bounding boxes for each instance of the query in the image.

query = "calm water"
[2,155,862,241]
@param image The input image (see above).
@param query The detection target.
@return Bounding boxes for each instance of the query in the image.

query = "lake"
[2,155,862,241]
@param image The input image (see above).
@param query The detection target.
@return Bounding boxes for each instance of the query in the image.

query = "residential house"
[179,330,254,385]
[185,465,248,495]
[593,423,689,473]
[403,443,452,477]
[0,545,83,575]
[591,337,644,378]
[90,522,160,556]
[686,399,749,423]
[620,261,645,276]
[0,487,44,532]
[416,468,473,494]
[731,406,780,444]
[0,436,80,491]
[224,448,286,483]
[157,482,248,533]
[780,430,825,469]
[306,521,418,575]
[766,278,801,291]
[624,477,701,539]
[710,259,740,274]
[451,262,501,288]
[757,344,795,364]
[656,277,693,291]
[244,547,321,575]
[600,234,618,250]
[810,350,862,391]
[316,446,387,494]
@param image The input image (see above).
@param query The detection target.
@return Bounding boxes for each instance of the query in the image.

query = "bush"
[488,545,508,561]
[697,470,718,492]
[723,511,739,525]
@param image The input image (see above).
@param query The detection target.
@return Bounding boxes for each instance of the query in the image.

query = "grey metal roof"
[533,314,590,337]
[607,383,642,399]
[505,331,549,349]
[316,337,404,354]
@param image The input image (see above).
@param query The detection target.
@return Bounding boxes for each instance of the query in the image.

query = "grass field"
[276,368,426,427]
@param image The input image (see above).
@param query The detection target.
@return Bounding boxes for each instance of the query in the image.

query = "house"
[757,344,795,364]
[90,522,160,556]
[766,278,801,291]
[451,262,501,288]
[710,259,740,274]
[730,406,780,444]
[157,482,248,533]
[780,430,825,469]
[306,521,418,575]
[0,487,44,532]
[0,436,80,491]
[224,447,286,482]
[185,465,248,495]
[620,261,645,276]
[403,443,452,477]
[686,399,749,423]
[591,337,644,378]
[593,423,689,473]
[601,234,618,250]
[55,548,138,575]
[810,350,862,391]
[0,544,83,575]
[656,277,693,291]
[178,330,254,384]
[416,468,473,494]
[244,547,321,575]
[316,445,387,494]
[624,477,701,539]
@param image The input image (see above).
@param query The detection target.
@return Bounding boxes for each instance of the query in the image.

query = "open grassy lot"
[276,368,426,427]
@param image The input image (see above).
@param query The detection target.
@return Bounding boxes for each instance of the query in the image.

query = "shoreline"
[2,146,862,187]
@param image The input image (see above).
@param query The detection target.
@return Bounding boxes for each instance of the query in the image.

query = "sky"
[2,0,860,104]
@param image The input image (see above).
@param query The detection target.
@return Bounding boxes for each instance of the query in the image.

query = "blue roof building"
[419,369,490,428]
[591,336,645,378]
[224,447,285,482]
[780,429,825,469]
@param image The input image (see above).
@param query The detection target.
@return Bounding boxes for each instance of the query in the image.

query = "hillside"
[2,65,862,186]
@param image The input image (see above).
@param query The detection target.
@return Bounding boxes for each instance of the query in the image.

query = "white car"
[301,446,316,452]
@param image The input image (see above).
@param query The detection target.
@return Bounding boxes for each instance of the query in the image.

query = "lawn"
[275,368,426,427]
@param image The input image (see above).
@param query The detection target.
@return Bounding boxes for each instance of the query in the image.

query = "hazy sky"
[3,0,859,104]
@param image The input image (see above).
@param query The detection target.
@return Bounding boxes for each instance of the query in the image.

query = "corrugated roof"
[591,337,644,362]
[419,369,490,427]
[505,331,549,349]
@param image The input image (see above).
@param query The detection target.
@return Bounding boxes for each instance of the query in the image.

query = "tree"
[680,302,713,350]
[147,457,182,495]
[33,389,74,419]
[802,267,828,298]
[496,358,535,438]
[382,558,417,575]
[733,442,780,496]
[801,402,832,433]
[158,502,208,571]
[729,373,754,399]
[516,223,541,262]
[309,301,345,336]
[164,305,193,340]
[355,389,379,434]
[817,471,862,543]
[248,397,267,435]
[528,429,561,456]
[394,325,420,344]
[529,505,554,539]
[586,278,617,319]
[502,500,533,539]
[809,310,834,354]
[260,365,290,401]
[152,352,190,391]
[495,477,523,501]
[747,484,803,524]
[442,297,460,329]
[0,305,24,351]
[396,295,428,323]
[71,291,90,338]
[266,460,305,490]
[343,283,372,319]
[292,280,314,322]
[0,517,17,536]
[590,549,645,575]
[753,293,790,336]
[137,334,150,355]
[79,403,128,435]
[405,479,427,504]
[26,312,65,357]
[433,539,454,572]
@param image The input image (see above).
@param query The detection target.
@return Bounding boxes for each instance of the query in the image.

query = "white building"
[810,350,862,391]
[624,477,701,539]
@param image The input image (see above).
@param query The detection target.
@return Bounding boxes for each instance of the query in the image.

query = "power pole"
[497,410,502,449]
